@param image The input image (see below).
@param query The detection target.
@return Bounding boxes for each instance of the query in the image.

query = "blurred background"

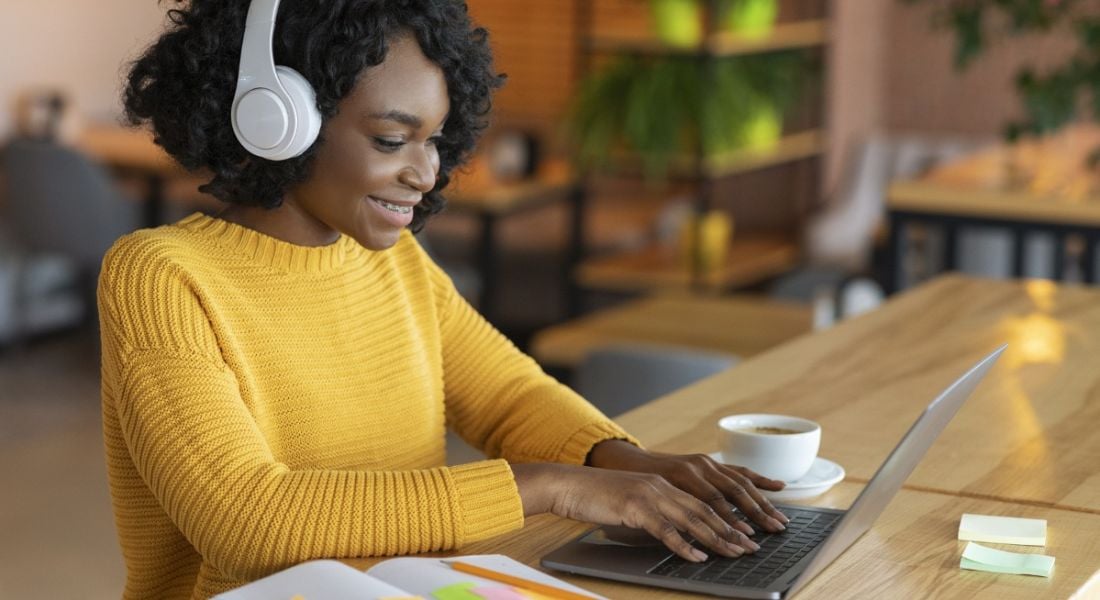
[4,0,1100,596]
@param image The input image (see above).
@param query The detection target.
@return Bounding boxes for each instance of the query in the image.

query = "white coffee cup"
[717,414,821,482]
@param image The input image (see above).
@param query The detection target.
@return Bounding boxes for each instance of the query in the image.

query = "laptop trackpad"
[579,526,666,548]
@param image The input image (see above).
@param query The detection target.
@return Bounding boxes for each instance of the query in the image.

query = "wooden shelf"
[589,20,827,58]
[596,130,823,180]
[575,233,800,293]
[700,129,823,178]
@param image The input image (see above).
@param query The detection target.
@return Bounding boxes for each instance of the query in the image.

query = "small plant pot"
[650,0,703,47]
[678,210,734,273]
[723,0,778,39]
[739,101,782,150]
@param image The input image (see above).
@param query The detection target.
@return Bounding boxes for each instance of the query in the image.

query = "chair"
[772,132,992,319]
[574,344,737,417]
[0,138,140,341]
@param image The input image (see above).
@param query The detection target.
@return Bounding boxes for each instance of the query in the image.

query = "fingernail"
[749,540,761,551]
[691,548,709,562]
[725,541,745,556]
[773,519,786,531]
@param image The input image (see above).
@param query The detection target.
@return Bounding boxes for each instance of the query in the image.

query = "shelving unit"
[568,1,829,300]
[589,18,827,56]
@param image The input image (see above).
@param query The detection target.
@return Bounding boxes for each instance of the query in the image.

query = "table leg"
[1084,233,1098,284]
[477,212,498,323]
[1053,232,1067,281]
[1011,226,1027,278]
[942,222,958,272]
[565,183,587,317]
[885,211,904,295]
[144,173,165,228]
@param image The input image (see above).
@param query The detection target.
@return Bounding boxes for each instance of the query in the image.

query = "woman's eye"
[373,138,404,152]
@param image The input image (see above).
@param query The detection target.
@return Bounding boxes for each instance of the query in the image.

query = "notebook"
[212,554,604,600]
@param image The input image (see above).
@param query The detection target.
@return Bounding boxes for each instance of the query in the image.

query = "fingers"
[625,476,757,562]
[735,465,787,491]
[719,465,789,530]
[671,455,788,533]
[658,481,761,557]
[672,473,756,537]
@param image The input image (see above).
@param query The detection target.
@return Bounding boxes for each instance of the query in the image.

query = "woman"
[100,1,789,597]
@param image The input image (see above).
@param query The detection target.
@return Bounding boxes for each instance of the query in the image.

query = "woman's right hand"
[511,463,760,563]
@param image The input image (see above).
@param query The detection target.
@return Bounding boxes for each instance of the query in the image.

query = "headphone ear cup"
[273,65,322,159]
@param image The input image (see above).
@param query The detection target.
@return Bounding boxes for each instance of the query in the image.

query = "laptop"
[542,345,1006,599]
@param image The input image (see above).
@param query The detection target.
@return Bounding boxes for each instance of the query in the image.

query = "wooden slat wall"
[467,0,651,141]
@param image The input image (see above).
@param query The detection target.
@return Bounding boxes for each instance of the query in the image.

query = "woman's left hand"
[586,440,790,535]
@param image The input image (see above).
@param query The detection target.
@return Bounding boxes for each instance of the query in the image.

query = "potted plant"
[569,51,807,178]
[722,0,779,38]
[650,0,703,47]
[903,0,1100,142]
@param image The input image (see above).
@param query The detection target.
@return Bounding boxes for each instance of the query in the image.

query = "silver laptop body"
[542,345,1006,599]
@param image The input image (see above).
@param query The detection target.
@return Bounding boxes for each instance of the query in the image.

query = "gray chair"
[574,344,737,417]
[0,138,140,341]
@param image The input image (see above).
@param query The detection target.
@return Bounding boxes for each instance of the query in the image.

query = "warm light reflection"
[1024,279,1057,312]
[1002,312,1065,367]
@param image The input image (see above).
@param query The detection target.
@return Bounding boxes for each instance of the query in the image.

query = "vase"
[678,210,734,273]
[740,101,782,150]
[650,0,702,47]
[723,0,778,39]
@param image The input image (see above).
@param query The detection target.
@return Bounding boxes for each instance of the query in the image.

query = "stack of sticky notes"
[957,513,1054,578]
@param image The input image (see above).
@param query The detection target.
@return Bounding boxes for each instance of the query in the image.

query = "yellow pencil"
[443,561,598,600]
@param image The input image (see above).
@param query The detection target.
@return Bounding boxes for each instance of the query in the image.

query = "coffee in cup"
[717,414,821,482]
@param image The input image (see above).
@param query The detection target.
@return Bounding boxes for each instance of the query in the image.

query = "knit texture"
[98,213,638,599]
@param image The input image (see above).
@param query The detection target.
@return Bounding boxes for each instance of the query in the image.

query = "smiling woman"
[99,1,788,599]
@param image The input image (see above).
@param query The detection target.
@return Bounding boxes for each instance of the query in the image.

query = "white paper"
[212,560,408,599]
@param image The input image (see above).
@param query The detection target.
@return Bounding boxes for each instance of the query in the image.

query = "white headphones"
[231,0,322,160]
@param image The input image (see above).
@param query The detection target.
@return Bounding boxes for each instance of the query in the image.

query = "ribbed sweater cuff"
[449,460,525,544]
[557,421,643,466]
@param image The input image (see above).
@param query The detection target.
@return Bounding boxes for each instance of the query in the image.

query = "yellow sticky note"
[959,513,1046,546]
[959,542,1055,577]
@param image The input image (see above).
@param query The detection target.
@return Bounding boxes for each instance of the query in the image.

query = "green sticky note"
[432,582,482,600]
[959,541,1055,578]
[958,513,1047,546]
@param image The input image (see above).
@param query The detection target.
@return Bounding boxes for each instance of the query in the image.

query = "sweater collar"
[178,212,354,273]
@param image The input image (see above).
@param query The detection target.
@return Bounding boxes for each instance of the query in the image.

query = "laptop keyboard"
[647,507,841,589]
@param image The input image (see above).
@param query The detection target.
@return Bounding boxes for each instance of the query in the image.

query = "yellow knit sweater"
[98,213,635,599]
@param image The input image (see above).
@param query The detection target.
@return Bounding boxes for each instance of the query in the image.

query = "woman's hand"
[585,440,790,535]
[512,463,760,563]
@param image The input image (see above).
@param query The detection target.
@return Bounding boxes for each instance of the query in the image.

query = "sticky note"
[959,542,1055,577]
[469,587,528,600]
[432,583,482,600]
[959,513,1047,546]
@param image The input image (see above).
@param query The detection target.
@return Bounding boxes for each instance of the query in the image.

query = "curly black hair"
[123,0,504,232]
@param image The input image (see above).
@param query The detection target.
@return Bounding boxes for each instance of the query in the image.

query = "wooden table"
[445,159,576,322]
[886,125,1100,292]
[76,124,191,227]
[353,274,1100,598]
[529,294,811,368]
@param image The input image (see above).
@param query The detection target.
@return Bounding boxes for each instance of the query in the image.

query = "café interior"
[2,0,1099,597]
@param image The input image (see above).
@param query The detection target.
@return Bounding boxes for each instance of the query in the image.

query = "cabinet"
[569,0,830,298]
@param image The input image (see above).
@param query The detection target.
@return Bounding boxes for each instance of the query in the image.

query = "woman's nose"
[399,147,438,193]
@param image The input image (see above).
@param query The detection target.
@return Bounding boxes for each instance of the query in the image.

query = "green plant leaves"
[568,51,808,178]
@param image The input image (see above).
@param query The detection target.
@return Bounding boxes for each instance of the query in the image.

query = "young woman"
[100,1,788,597]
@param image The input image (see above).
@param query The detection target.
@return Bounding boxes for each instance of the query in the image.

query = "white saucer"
[707,453,845,501]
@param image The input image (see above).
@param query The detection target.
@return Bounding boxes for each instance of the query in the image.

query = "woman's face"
[285,32,449,250]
